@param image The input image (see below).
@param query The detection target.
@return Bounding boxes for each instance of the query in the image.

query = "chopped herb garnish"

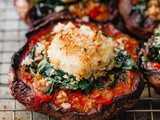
[45,81,55,95]
[114,50,138,70]
[141,56,150,62]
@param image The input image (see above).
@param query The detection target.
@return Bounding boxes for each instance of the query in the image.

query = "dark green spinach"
[114,50,138,70]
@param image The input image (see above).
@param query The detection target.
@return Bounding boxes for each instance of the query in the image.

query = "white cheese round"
[47,22,114,80]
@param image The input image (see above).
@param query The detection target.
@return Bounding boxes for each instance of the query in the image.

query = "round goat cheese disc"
[47,22,114,80]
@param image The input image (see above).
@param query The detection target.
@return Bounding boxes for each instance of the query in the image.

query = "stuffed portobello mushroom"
[140,25,160,94]
[9,13,144,120]
[119,0,160,39]
[14,0,118,26]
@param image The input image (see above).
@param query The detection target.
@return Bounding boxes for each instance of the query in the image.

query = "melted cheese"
[47,22,114,80]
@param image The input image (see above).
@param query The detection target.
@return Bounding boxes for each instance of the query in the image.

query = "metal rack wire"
[0,0,160,120]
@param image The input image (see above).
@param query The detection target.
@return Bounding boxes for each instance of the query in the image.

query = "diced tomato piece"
[34,94,52,108]
[90,89,113,105]
[88,7,100,19]
[29,36,39,46]
[144,62,160,69]
[52,92,59,103]
[103,25,116,36]
[103,28,113,36]
[27,75,33,81]
[126,71,136,80]
[69,92,83,105]
[69,92,86,111]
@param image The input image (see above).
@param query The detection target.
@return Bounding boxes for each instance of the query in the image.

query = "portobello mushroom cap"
[143,69,160,94]
[140,35,160,94]
[119,0,160,40]
[14,0,118,26]
[9,12,144,120]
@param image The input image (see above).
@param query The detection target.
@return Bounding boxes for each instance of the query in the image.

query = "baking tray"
[0,0,160,120]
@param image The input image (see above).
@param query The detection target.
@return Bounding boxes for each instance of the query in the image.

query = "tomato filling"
[32,71,136,112]
[34,94,52,108]
[88,7,100,19]
[32,0,114,22]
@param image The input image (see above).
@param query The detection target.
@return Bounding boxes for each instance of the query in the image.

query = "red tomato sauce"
[34,94,52,108]
[31,71,136,112]
[29,26,53,46]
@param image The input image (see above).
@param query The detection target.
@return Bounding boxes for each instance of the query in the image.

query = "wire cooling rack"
[0,0,160,120]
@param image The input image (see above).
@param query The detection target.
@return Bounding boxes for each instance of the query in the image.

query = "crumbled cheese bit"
[39,3,44,7]
[56,90,68,103]
[80,25,95,38]
[54,6,65,12]
[57,91,67,99]
[63,74,69,79]
[63,22,75,31]
[49,69,55,76]
[34,56,43,61]
[21,56,33,66]
[53,22,65,33]
[46,81,52,86]
[68,5,74,11]
[115,37,128,50]
[70,81,76,85]
[84,99,95,113]
[32,77,52,92]
[35,42,45,55]
[61,103,71,109]
[154,36,160,45]
[53,22,74,33]
[82,16,89,22]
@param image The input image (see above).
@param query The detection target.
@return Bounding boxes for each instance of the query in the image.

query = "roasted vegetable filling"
[131,0,160,27]
[141,27,160,69]
[30,0,113,22]
[18,22,139,114]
